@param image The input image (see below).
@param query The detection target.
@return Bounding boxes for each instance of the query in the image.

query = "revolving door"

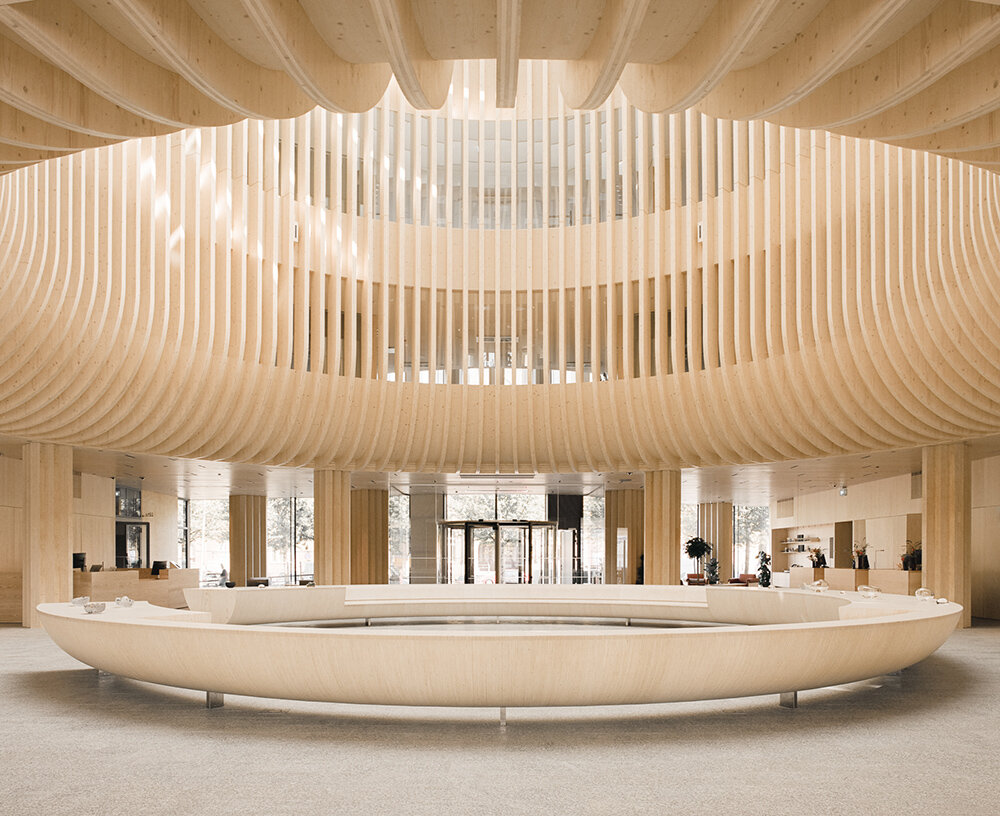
[438,520,564,584]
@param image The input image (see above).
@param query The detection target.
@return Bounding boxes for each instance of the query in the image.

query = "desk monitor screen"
[151,560,168,576]
[72,552,86,570]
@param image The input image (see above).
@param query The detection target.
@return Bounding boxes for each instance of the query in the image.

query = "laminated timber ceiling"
[3,0,1000,172]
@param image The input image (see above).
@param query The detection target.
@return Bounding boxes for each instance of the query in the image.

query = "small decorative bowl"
[807,579,829,593]
[114,596,134,608]
[83,602,106,614]
[858,585,881,600]
[915,587,935,601]
[70,596,90,606]
[224,581,236,588]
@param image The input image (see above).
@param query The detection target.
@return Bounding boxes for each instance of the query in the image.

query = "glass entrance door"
[499,523,529,584]
[439,520,557,584]
[468,523,496,583]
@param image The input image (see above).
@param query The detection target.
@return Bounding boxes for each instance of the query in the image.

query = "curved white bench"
[38,585,961,709]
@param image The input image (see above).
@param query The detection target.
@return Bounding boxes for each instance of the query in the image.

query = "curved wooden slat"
[619,0,780,113]
[1,65,999,474]
[239,0,391,113]
[558,0,651,110]
[104,0,312,119]
[365,0,453,110]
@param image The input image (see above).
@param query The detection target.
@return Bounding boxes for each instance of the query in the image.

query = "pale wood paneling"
[73,515,114,573]
[229,495,267,586]
[22,443,73,628]
[314,470,351,585]
[0,570,20,623]
[0,456,25,622]
[644,471,681,586]
[350,488,388,584]
[0,456,24,508]
[73,569,199,609]
[923,443,972,628]
[971,452,1000,620]
[605,487,644,585]
[972,506,1000,621]
[72,473,115,570]
[3,88,1000,475]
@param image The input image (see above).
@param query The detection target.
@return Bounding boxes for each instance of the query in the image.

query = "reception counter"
[73,568,199,608]
[786,566,924,595]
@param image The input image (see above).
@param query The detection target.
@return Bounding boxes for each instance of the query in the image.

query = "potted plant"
[684,536,713,573]
[757,551,772,587]
[705,557,720,585]
[853,539,870,570]
[911,540,922,570]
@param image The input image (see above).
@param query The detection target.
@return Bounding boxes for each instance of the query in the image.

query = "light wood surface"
[37,584,962,708]
[643,471,681,586]
[229,495,267,586]
[2,3,1000,170]
[923,443,973,627]
[22,443,73,628]
[73,568,199,609]
[605,487,644,584]
[1,73,998,474]
[866,569,924,597]
[314,470,351,585]
[0,570,20,622]
[350,488,388,584]
[825,568,868,592]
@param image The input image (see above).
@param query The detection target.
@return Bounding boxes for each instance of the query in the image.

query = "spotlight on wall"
[839,486,848,496]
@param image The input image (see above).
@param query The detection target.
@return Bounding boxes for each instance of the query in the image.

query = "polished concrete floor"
[2,620,997,816]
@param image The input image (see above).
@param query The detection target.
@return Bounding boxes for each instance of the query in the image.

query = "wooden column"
[314,469,351,585]
[229,495,267,586]
[22,443,73,628]
[923,443,972,628]
[604,488,644,584]
[699,501,734,581]
[644,470,681,585]
[350,488,389,584]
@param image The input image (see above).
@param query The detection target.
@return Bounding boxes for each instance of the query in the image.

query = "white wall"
[143,490,179,564]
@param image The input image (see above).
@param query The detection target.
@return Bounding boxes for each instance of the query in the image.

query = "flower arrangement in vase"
[853,539,870,570]
[808,547,826,568]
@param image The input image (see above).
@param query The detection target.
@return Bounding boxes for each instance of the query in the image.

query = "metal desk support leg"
[779,691,798,709]
[206,691,225,709]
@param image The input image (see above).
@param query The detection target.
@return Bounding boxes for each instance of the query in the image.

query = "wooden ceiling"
[3,1,1000,172]
[4,432,998,505]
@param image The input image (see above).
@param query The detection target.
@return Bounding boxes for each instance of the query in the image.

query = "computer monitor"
[72,553,86,570]
[151,560,168,576]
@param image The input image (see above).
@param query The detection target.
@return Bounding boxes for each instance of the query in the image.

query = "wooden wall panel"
[644,471,681,586]
[72,473,114,570]
[923,443,972,628]
[229,495,267,586]
[605,487,644,585]
[22,443,73,628]
[350,488,389,584]
[314,469,351,585]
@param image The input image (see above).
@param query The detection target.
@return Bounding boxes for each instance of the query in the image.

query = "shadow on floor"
[9,646,977,751]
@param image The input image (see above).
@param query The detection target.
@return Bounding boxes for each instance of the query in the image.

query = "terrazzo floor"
[2,620,998,816]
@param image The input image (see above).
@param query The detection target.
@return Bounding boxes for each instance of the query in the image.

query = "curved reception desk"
[38,585,961,710]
